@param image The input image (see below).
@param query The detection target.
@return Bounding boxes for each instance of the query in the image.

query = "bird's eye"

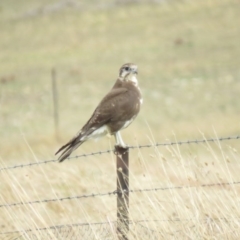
[125,67,129,71]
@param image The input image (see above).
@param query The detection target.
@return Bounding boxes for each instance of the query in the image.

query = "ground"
[0,0,240,239]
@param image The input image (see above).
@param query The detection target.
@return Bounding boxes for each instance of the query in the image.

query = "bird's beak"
[132,69,138,74]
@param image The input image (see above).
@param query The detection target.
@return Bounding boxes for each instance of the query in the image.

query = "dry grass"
[1,0,240,239]
[1,139,240,239]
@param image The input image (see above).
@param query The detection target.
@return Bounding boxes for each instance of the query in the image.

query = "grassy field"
[1,0,240,239]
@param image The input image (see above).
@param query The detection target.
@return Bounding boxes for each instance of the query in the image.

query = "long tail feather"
[55,141,71,155]
[55,134,84,162]
[58,141,83,162]
[55,126,99,162]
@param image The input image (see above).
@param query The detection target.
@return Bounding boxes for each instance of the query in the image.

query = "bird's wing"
[81,87,129,134]
[55,87,129,162]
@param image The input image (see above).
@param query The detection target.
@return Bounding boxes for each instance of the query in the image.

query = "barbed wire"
[128,180,240,193]
[1,180,239,209]
[1,135,239,239]
[0,190,116,209]
[0,135,239,172]
[1,217,240,236]
[128,135,240,149]
[0,220,114,236]
[0,149,113,172]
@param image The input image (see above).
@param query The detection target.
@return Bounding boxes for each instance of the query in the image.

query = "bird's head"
[119,63,138,85]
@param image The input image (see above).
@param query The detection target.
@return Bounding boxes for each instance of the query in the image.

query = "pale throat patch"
[127,75,138,86]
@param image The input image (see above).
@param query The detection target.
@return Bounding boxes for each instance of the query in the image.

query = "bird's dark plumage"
[55,63,142,162]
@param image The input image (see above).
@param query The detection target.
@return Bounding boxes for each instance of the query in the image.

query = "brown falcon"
[55,63,142,162]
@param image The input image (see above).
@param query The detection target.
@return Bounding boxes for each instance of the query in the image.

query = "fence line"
[1,180,240,209]
[1,135,240,239]
[0,135,239,172]
[0,220,114,236]
[1,217,240,236]
[0,190,115,209]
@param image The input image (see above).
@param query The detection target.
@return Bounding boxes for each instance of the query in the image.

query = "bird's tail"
[55,136,84,162]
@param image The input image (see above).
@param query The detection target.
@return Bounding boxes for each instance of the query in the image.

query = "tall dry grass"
[1,0,240,238]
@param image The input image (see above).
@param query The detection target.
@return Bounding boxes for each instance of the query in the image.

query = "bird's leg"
[114,131,127,148]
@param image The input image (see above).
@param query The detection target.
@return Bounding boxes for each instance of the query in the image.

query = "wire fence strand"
[1,217,240,238]
[1,180,240,209]
[1,135,240,239]
[0,135,239,172]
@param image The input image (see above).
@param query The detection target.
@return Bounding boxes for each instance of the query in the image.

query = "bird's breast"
[122,115,136,129]
[81,125,109,141]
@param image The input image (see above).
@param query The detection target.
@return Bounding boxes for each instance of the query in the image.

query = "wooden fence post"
[115,146,129,240]
[51,68,59,140]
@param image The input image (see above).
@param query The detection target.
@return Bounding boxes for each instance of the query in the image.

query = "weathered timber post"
[115,146,129,240]
[51,68,59,140]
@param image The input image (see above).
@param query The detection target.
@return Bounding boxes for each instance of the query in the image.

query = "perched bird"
[55,63,142,162]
